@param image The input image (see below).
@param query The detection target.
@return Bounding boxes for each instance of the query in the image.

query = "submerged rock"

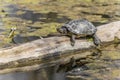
[12,34,40,44]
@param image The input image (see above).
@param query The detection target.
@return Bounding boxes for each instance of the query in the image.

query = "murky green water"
[0,72,35,80]
[0,0,119,47]
[0,66,66,80]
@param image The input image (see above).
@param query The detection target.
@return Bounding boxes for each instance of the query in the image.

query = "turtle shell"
[63,19,97,35]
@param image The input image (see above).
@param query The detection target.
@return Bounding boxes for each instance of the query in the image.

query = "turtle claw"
[93,34,101,46]
[70,35,75,46]
[71,42,75,46]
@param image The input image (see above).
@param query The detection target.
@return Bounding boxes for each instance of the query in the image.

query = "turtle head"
[57,26,68,34]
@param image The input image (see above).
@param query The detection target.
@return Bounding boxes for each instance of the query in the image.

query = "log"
[0,21,120,74]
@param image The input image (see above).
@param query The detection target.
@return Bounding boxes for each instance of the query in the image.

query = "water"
[34,66,66,80]
[0,66,66,80]
[0,72,35,80]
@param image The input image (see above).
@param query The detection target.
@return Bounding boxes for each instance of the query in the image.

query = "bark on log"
[0,21,120,74]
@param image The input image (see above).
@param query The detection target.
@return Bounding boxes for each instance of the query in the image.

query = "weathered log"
[0,21,120,74]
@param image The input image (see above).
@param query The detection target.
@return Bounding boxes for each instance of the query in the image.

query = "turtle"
[57,19,101,46]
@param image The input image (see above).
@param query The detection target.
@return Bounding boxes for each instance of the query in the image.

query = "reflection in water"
[35,66,66,80]
[0,66,66,80]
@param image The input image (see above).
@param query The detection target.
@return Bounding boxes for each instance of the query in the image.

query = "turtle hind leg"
[93,34,101,46]
[70,35,76,46]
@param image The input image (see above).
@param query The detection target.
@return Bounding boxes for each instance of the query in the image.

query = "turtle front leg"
[70,35,75,46]
[93,34,101,46]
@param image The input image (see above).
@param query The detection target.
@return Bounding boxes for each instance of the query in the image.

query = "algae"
[0,0,119,47]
